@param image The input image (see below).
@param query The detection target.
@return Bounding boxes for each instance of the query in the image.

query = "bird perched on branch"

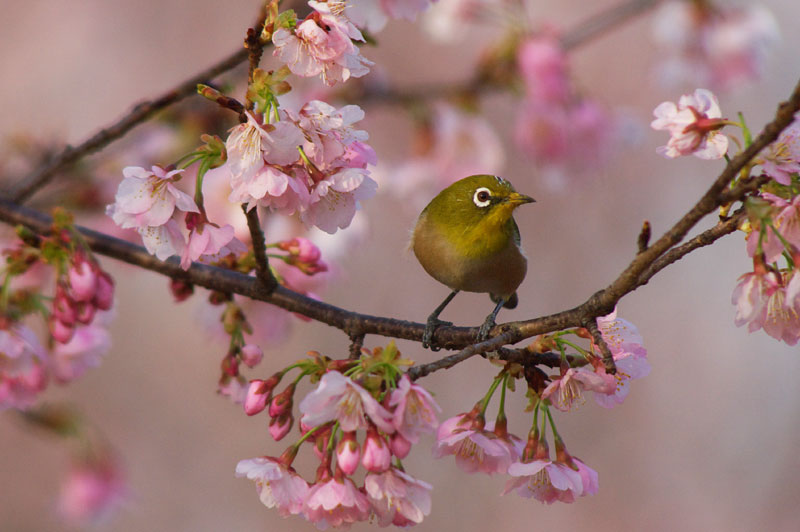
[412,174,535,350]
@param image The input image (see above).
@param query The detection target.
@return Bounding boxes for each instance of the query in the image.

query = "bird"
[411,174,535,350]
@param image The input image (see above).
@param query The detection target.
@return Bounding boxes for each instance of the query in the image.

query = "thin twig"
[582,320,616,374]
[243,206,278,292]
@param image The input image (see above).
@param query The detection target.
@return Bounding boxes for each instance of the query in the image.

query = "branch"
[243,206,278,292]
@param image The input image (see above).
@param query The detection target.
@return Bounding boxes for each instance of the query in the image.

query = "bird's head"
[424,174,535,230]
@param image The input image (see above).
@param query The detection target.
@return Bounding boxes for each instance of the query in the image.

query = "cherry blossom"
[302,167,378,234]
[298,370,395,433]
[756,117,800,185]
[107,165,198,229]
[51,319,112,384]
[303,475,371,529]
[651,88,729,159]
[58,457,127,526]
[746,194,800,263]
[272,1,373,86]
[732,260,781,335]
[433,414,519,475]
[365,467,433,527]
[541,367,615,412]
[388,374,440,443]
[503,458,584,504]
[235,457,309,517]
[0,324,48,410]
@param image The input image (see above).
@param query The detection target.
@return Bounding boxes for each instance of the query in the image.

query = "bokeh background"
[2,0,800,531]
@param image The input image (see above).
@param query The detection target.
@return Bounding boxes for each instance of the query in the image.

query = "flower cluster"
[652,1,779,90]
[513,34,613,186]
[222,101,377,234]
[107,165,244,270]
[273,1,373,87]
[237,344,439,528]
[1,221,117,409]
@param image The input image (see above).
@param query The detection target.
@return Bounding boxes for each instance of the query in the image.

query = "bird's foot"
[477,316,496,343]
[423,316,452,351]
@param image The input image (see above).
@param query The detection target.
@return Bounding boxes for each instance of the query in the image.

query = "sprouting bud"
[50,318,75,344]
[244,379,270,416]
[362,426,391,473]
[269,413,294,441]
[269,383,296,418]
[169,279,194,302]
[336,432,361,475]
[240,344,263,368]
[389,432,412,459]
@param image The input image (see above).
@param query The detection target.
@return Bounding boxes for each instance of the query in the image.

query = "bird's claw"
[423,317,452,351]
[477,316,496,343]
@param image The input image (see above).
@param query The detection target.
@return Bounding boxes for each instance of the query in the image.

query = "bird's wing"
[511,218,521,247]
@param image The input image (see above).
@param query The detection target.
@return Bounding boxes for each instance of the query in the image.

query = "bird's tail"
[491,292,518,309]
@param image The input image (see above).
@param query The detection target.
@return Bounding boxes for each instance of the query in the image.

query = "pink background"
[2,1,800,530]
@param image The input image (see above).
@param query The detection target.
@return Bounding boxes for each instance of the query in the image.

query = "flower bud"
[75,302,96,325]
[240,344,263,368]
[389,432,412,459]
[269,413,293,441]
[169,279,194,302]
[362,427,391,473]
[269,383,296,418]
[68,260,97,302]
[93,272,114,311]
[336,432,361,475]
[243,380,270,416]
[50,318,75,344]
[53,292,77,326]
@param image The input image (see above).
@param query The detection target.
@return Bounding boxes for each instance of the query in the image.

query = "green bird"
[411,174,535,350]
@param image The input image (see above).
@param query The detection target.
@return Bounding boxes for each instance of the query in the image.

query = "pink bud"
[50,318,75,344]
[169,278,194,302]
[336,432,361,475]
[240,344,263,368]
[269,413,293,441]
[93,272,114,311]
[68,261,97,302]
[362,427,391,473]
[293,237,321,263]
[269,384,295,418]
[75,303,96,325]
[243,380,270,416]
[389,432,412,459]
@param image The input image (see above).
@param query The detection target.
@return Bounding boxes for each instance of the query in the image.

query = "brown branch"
[582,319,616,374]
[243,206,278,292]
[6,47,251,203]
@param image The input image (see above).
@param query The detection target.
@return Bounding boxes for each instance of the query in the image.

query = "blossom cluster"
[1,227,116,410]
[651,87,800,345]
[237,344,440,528]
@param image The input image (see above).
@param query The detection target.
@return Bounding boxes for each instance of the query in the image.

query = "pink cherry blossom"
[651,88,729,159]
[746,194,800,263]
[732,264,781,334]
[433,414,519,475]
[67,260,97,302]
[179,214,245,270]
[273,1,373,86]
[58,458,127,526]
[230,166,311,216]
[756,117,800,185]
[388,374,440,443]
[218,374,248,405]
[389,432,412,459]
[240,344,263,368]
[51,320,111,383]
[591,309,651,407]
[244,379,271,416]
[542,367,616,412]
[0,324,48,410]
[302,167,378,234]
[235,456,309,517]
[503,458,583,504]
[761,274,800,346]
[299,370,395,433]
[365,467,433,527]
[303,475,371,529]
[517,35,570,105]
[107,165,198,229]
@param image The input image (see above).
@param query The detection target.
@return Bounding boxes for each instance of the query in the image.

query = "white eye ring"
[473,187,492,208]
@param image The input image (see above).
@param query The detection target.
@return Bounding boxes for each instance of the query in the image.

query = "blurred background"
[1,0,800,530]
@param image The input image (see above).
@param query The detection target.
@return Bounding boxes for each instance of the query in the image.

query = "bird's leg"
[477,298,507,342]
[423,290,459,351]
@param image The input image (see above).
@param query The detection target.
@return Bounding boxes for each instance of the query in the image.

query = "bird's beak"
[506,192,536,206]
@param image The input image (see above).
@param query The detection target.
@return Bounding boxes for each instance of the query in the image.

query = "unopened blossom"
[652,2,779,90]
[365,467,433,527]
[361,426,392,472]
[651,88,729,159]
[107,166,198,229]
[244,379,271,416]
[240,344,263,368]
[58,458,127,526]
[336,431,361,476]
[503,458,584,504]
[235,456,309,517]
[303,475,371,529]
[390,432,412,459]
[0,324,48,410]
[272,1,373,86]
[756,118,800,185]
[433,414,519,475]
[51,320,112,383]
[388,374,440,443]
[299,370,395,433]
[302,167,378,234]
[542,367,616,412]
[67,260,97,302]
[218,374,248,405]
[270,414,294,441]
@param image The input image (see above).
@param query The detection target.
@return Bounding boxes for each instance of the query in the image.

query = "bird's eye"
[473,187,492,208]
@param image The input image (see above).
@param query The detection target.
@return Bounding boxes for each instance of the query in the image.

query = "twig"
[582,320,616,374]
[242,206,278,292]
